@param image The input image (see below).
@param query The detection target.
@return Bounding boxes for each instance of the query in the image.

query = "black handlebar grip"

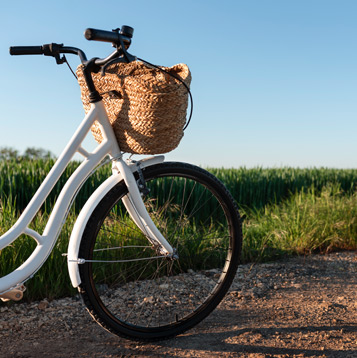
[9,46,44,55]
[84,28,120,43]
[84,27,133,46]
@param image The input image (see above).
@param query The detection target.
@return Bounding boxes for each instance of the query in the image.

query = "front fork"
[113,158,175,257]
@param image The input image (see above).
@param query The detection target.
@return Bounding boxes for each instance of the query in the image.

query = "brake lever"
[55,54,66,65]
[41,43,65,64]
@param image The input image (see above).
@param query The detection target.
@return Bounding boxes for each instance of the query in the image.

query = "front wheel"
[78,162,242,341]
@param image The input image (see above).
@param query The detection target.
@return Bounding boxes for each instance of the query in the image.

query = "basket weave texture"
[77,61,191,154]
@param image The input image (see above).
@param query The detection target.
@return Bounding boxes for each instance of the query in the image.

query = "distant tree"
[0,147,54,161]
[0,147,19,161]
[23,147,53,160]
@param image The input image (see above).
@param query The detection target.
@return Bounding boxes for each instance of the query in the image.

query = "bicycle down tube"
[0,101,173,295]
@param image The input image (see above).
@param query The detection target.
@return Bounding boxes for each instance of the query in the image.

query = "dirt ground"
[0,251,356,358]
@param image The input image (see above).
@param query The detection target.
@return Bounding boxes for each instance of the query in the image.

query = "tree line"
[0,147,54,161]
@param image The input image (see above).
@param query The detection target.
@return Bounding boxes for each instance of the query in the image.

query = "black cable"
[64,55,78,80]
[137,57,193,131]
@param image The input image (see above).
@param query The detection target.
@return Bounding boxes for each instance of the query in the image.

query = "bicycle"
[0,26,242,341]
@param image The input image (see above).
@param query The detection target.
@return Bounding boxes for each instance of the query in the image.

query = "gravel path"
[0,251,356,357]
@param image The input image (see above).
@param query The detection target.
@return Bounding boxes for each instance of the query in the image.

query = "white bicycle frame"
[0,100,174,295]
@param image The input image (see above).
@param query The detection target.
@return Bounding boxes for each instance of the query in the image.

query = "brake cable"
[63,56,78,80]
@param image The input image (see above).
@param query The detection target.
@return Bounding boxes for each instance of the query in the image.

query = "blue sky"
[0,0,356,168]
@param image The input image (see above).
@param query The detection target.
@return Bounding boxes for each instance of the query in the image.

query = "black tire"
[78,162,242,341]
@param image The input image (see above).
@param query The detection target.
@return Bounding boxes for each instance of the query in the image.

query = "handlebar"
[9,26,135,67]
[8,26,136,103]
[10,43,88,63]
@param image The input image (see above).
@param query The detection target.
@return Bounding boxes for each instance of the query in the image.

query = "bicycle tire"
[78,162,242,341]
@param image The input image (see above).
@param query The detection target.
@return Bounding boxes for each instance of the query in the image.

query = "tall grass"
[1,159,356,214]
[242,185,357,262]
[0,159,111,214]
[208,166,357,209]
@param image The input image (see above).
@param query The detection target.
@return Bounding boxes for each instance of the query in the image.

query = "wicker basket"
[77,61,191,154]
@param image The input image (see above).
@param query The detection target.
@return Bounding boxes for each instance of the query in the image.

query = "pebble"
[38,299,49,311]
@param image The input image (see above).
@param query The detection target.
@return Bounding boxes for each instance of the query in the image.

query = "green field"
[0,159,356,301]
[1,159,356,213]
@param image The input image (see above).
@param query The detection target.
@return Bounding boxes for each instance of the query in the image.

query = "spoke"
[101,215,144,235]
[84,255,166,263]
[144,257,170,327]
[124,259,170,325]
[94,252,163,287]
[165,259,176,324]
[175,258,218,300]
[93,245,152,252]
[165,183,211,245]
[181,180,197,217]
[91,247,158,287]
[160,175,175,219]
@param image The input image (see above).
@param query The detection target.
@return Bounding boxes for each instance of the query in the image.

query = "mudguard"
[67,155,164,287]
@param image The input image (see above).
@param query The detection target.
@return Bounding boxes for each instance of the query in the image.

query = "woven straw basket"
[77,61,191,154]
